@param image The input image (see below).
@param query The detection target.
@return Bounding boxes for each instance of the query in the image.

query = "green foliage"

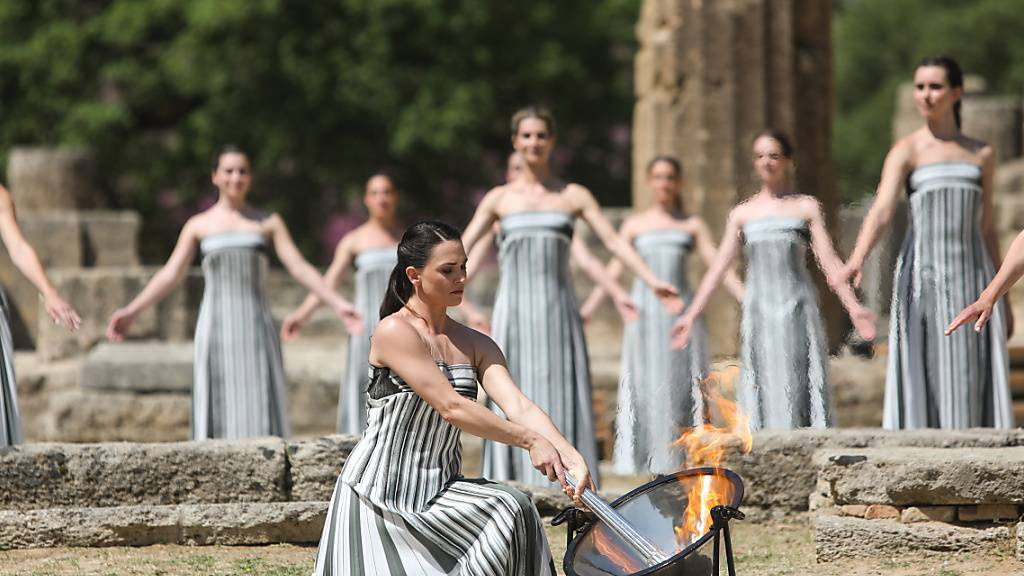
[0,1,640,261]
[834,0,1024,202]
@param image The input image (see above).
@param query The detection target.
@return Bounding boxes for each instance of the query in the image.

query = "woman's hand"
[651,280,682,313]
[612,293,639,323]
[106,308,136,342]
[850,305,877,341]
[558,449,596,507]
[670,314,696,350]
[946,296,997,335]
[334,302,364,336]
[528,434,567,487]
[43,293,81,332]
[280,311,305,342]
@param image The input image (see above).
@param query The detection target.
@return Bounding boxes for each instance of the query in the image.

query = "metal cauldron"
[558,467,745,576]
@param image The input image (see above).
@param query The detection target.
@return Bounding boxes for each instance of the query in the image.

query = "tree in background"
[0,0,639,261]
[834,0,1024,203]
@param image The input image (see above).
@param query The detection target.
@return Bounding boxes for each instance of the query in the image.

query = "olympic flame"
[672,367,752,549]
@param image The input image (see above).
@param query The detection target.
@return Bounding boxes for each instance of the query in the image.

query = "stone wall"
[633,0,841,354]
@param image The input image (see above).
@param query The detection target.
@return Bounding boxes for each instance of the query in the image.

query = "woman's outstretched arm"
[839,140,912,286]
[947,228,1024,335]
[281,232,358,340]
[0,185,80,330]
[107,218,201,341]
[266,214,362,335]
[371,318,593,500]
[671,210,744,349]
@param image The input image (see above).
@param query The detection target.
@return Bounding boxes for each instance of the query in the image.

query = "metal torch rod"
[565,473,669,566]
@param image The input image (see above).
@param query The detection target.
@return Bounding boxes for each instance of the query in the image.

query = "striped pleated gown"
[613,229,708,475]
[313,362,555,575]
[740,217,831,430]
[481,211,600,487]
[193,231,288,439]
[338,246,396,434]
[0,289,22,447]
[883,162,1013,429]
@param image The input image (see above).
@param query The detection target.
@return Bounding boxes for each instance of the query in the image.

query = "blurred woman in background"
[281,173,400,433]
[107,145,360,439]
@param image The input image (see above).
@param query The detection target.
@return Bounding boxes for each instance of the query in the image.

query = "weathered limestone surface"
[0,439,288,509]
[815,515,1010,562]
[732,429,1024,514]
[6,147,102,211]
[1018,521,1024,562]
[42,388,190,442]
[819,447,1024,506]
[81,342,193,393]
[634,0,839,354]
[286,435,360,502]
[0,502,325,549]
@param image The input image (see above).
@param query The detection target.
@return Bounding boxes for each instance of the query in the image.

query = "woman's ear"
[405,265,420,287]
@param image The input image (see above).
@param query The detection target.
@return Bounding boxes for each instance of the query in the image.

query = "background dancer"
[672,130,876,430]
[461,106,679,486]
[312,220,592,576]
[281,173,400,433]
[106,145,360,439]
[580,156,744,474]
[0,183,81,446]
[839,56,1013,430]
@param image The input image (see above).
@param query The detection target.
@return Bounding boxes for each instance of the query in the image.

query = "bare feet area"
[1,521,1017,576]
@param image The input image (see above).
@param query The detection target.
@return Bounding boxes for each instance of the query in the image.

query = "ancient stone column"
[633,0,841,355]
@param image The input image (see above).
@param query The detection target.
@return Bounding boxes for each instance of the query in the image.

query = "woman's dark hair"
[510,106,556,138]
[380,220,462,318]
[211,144,251,172]
[752,129,795,158]
[917,55,964,129]
[646,155,683,178]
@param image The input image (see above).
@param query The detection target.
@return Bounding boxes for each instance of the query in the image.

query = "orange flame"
[672,367,752,549]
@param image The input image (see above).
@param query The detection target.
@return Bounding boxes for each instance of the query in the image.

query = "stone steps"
[815,515,1012,561]
[0,435,573,549]
[0,502,327,549]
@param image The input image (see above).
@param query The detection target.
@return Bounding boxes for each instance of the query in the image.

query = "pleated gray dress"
[613,229,708,475]
[883,162,1013,429]
[481,211,599,487]
[193,231,288,439]
[338,246,397,434]
[740,217,831,430]
[0,289,22,447]
[314,362,555,576]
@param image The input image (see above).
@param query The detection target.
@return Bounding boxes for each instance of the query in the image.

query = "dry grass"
[0,521,1018,576]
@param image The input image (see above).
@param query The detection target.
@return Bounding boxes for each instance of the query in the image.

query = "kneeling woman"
[313,220,593,576]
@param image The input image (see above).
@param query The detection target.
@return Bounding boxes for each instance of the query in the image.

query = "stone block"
[0,439,288,509]
[43,388,189,442]
[13,353,82,442]
[901,506,956,524]
[286,435,360,502]
[958,504,1021,523]
[6,147,101,210]
[506,482,572,518]
[37,267,202,360]
[732,428,1024,515]
[1018,521,1024,562]
[283,340,346,437]
[839,504,867,518]
[0,502,325,549]
[815,515,1010,562]
[819,447,1024,506]
[864,504,900,520]
[78,210,141,267]
[80,341,193,393]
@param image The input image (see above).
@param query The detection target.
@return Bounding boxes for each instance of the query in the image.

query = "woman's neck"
[761,180,793,198]
[215,193,246,212]
[926,113,959,141]
[521,161,553,187]
[403,295,448,333]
